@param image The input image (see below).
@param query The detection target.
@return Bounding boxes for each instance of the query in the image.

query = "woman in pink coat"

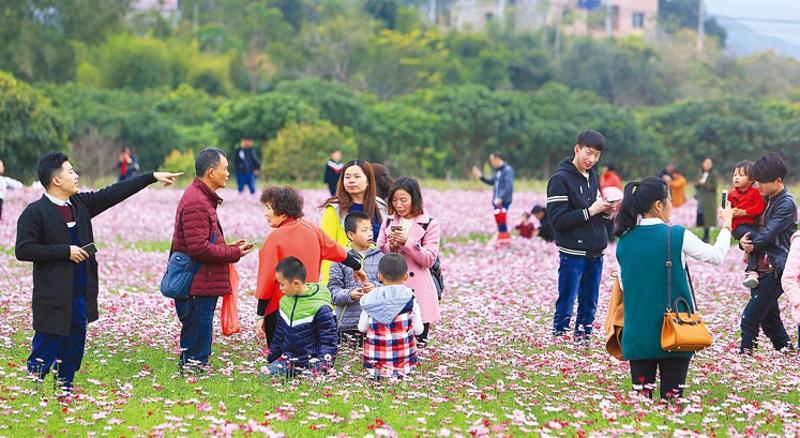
[378,177,441,344]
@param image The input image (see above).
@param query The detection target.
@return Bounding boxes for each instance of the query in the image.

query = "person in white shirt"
[613,176,733,400]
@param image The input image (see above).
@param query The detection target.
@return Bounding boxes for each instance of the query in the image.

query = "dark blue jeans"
[236,171,256,194]
[175,296,219,366]
[554,253,603,336]
[740,273,790,353]
[27,295,87,388]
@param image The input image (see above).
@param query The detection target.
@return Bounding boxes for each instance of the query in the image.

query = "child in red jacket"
[727,161,767,288]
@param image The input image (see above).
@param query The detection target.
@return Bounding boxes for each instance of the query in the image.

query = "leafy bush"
[160,149,197,178]
[261,121,357,181]
[216,92,319,148]
[0,71,69,181]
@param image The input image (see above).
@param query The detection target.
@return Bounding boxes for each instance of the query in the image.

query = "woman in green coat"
[694,157,719,242]
[614,177,733,400]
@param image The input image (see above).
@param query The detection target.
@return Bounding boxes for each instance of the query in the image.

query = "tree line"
[0,0,799,182]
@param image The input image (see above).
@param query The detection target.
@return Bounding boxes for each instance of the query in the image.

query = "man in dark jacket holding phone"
[546,130,615,338]
[15,152,180,393]
[170,148,255,370]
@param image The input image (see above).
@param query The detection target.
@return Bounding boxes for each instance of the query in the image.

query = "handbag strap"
[685,263,698,313]
[665,225,699,313]
[665,225,673,311]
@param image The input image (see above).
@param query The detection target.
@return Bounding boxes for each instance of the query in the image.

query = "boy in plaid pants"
[358,254,424,379]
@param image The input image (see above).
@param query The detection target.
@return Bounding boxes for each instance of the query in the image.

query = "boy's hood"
[360,285,414,325]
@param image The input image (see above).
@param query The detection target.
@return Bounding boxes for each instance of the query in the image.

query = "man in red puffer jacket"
[170,148,255,370]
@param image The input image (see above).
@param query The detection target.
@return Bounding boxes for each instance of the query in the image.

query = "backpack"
[385,218,444,300]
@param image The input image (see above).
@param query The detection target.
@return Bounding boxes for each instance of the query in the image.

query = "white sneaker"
[742,273,759,289]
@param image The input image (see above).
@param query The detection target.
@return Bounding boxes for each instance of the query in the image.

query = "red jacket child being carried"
[727,161,766,289]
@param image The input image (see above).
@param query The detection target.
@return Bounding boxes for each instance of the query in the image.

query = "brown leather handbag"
[604,276,625,360]
[661,226,712,352]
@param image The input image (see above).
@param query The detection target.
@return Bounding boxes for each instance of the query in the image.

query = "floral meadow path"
[0,187,798,437]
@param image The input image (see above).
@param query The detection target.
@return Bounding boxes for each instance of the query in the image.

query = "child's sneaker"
[742,272,759,289]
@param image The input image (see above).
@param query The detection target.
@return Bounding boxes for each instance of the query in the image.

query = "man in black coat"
[15,152,180,392]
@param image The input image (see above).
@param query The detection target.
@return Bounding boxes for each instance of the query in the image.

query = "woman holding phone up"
[377,177,441,345]
[614,176,733,400]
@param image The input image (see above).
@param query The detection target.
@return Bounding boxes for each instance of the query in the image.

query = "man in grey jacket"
[328,211,384,344]
[472,151,515,242]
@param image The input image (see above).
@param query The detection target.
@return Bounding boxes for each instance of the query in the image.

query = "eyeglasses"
[346,160,363,166]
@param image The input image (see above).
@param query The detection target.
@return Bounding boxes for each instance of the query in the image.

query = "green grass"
[3,330,797,436]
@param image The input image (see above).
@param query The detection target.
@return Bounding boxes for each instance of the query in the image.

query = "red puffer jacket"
[170,178,241,296]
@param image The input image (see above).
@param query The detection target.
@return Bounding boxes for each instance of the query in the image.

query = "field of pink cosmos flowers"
[0,186,798,437]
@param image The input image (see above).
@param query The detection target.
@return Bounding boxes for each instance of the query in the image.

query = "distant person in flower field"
[725,161,767,290]
[0,157,25,221]
[531,205,554,242]
[116,146,140,181]
[600,162,622,191]
[665,168,687,208]
[613,176,733,400]
[694,157,719,243]
[169,148,255,371]
[16,152,181,393]
[781,227,800,349]
[358,253,424,379]
[263,257,338,377]
[329,211,384,346]
[514,212,535,239]
[547,130,614,339]
[324,149,344,196]
[254,186,366,345]
[472,151,514,244]
[370,163,394,204]
[739,152,796,355]
[234,138,260,194]
[600,162,624,243]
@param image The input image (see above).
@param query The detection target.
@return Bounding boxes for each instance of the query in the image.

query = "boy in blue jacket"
[264,257,338,377]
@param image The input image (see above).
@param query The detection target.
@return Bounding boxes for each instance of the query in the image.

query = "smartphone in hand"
[81,242,98,255]
[390,225,403,233]
[721,191,728,209]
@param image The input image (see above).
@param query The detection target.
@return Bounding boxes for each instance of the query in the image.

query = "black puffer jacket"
[751,188,798,273]
[546,158,609,257]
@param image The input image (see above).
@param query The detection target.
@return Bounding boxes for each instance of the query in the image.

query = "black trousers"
[629,357,691,400]
[416,323,430,343]
[740,273,790,353]
[263,312,278,346]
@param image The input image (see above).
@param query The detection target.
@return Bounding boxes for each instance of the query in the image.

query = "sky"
[705,0,800,46]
